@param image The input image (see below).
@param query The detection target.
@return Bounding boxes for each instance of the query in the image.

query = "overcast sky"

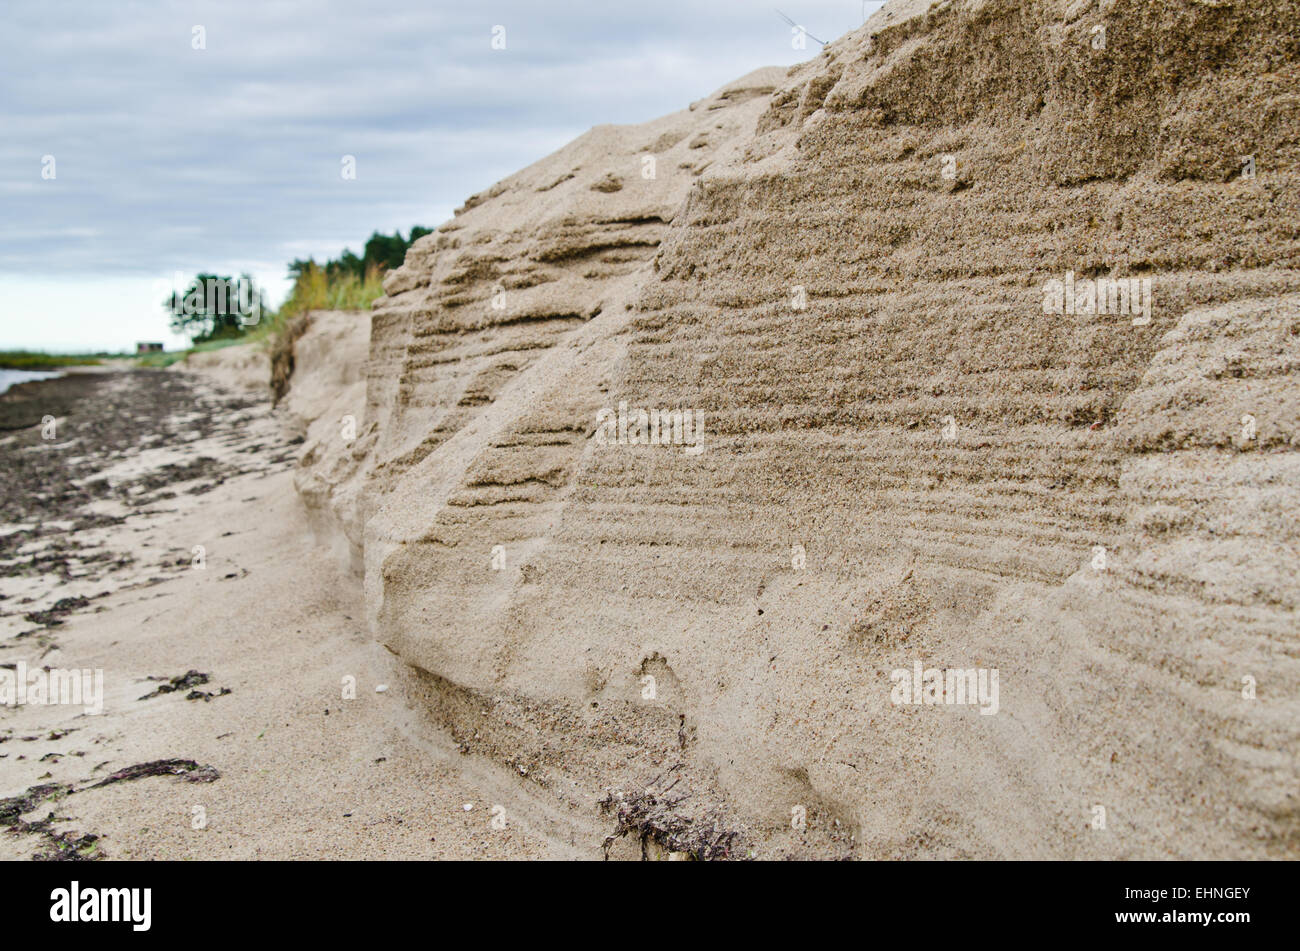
[1,0,881,351]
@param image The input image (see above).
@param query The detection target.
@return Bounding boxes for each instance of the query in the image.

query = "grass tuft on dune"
[132,263,385,370]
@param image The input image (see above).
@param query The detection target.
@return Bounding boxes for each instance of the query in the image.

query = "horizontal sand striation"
[293,0,1299,858]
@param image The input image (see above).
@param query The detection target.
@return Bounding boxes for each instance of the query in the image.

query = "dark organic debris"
[21,595,92,628]
[0,371,298,617]
[139,670,210,700]
[2,785,100,861]
[15,813,102,861]
[88,758,220,788]
[3,756,218,860]
[72,514,126,532]
[0,783,71,826]
[599,774,741,861]
[33,830,101,861]
[185,687,232,702]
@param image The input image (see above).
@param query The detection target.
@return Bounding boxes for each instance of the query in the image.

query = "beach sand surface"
[0,358,593,859]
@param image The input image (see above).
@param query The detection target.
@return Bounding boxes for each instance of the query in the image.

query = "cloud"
[0,0,883,347]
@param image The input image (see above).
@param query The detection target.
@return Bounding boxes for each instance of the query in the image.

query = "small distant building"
[136,342,164,353]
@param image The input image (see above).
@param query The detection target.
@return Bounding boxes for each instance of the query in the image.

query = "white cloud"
[0,0,884,351]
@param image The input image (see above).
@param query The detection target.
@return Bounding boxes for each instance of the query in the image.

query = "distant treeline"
[163,226,432,347]
[287,226,433,283]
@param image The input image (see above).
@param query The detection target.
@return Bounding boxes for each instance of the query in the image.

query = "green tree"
[362,231,404,272]
[165,273,265,344]
[284,226,432,295]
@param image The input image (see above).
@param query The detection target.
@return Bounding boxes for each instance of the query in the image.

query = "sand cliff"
[291,0,1300,858]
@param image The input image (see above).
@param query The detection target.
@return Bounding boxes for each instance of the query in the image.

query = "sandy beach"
[4,0,1298,864]
[0,365,592,859]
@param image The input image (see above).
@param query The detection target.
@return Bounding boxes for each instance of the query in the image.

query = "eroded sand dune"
[290,0,1300,858]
